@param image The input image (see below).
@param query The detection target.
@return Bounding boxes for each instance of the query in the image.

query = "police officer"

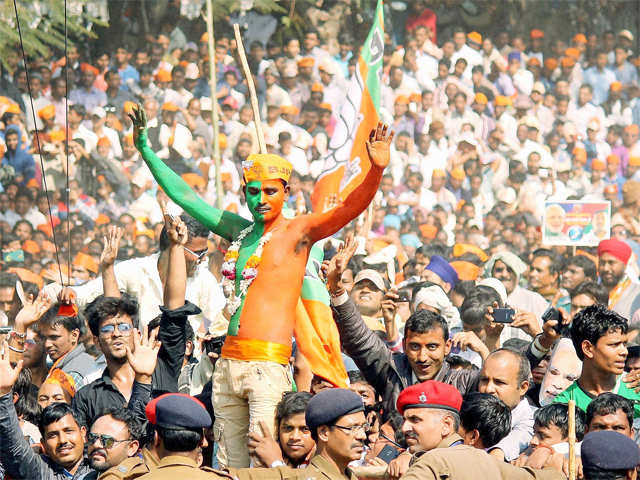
[581,430,640,479]
[134,393,231,480]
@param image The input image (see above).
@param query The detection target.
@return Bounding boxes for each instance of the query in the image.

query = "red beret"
[145,392,208,425]
[396,381,462,415]
[597,239,632,265]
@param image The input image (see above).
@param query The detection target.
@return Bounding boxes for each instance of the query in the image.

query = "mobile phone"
[204,335,226,355]
[0,327,11,334]
[493,308,515,323]
[377,444,400,463]
[397,291,411,303]
[542,306,563,334]
[2,250,24,263]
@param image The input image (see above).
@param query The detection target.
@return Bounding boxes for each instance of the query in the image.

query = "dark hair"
[571,281,609,306]
[532,248,562,276]
[404,309,449,340]
[460,393,511,447]
[95,407,145,441]
[39,402,82,434]
[159,213,209,251]
[0,271,19,289]
[70,104,86,117]
[84,293,139,336]
[348,370,369,385]
[39,303,85,336]
[570,305,628,360]
[566,255,597,284]
[276,391,312,431]
[14,368,39,424]
[460,286,503,327]
[535,403,586,441]
[490,348,531,384]
[586,393,633,430]
[156,426,202,451]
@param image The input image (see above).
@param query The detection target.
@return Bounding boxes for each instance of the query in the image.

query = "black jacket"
[72,301,200,427]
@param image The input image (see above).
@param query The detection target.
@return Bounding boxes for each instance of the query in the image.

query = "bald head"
[478,349,530,409]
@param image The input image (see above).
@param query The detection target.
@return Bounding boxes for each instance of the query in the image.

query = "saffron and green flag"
[311,0,384,213]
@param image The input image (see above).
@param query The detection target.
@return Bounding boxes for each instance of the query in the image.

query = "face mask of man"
[539,338,582,406]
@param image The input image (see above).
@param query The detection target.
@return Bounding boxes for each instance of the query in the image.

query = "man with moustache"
[597,239,640,339]
[395,381,564,480]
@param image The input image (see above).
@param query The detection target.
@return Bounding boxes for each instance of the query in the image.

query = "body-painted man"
[130,106,393,468]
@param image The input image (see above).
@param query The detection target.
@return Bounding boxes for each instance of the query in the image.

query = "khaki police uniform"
[98,448,160,480]
[402,434,565,480]
[136,455,234,480]
[231,455,358,480]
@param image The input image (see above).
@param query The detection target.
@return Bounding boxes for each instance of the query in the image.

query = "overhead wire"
[12,0,65,285]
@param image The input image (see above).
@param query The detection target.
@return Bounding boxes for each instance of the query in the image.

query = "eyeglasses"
[87,433,132,449]
[332,423,370,435]
[184,246,208,261]
[99,323,133,336]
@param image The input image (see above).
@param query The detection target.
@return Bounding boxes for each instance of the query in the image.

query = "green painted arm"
[135,130,250,240]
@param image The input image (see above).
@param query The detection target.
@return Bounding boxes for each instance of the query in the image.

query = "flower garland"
[221,225,273,316]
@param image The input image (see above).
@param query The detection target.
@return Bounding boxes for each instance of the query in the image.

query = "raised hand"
[0,341,22,395]
[126,325,161,381]
[14,291,53,330]
[159,197,188,246]
[365,122,395,169]
[128,103,148,146]
[325,232,358,294]
[100,226,124,270]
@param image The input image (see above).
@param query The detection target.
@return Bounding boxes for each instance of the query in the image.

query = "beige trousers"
[213,357,292,468]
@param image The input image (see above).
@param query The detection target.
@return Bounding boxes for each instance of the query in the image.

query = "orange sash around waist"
[221,336,291,365]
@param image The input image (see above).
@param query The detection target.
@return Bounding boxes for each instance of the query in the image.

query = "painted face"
[244,179,287,223]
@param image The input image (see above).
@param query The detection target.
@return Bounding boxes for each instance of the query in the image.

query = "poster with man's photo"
[542,201,611,246]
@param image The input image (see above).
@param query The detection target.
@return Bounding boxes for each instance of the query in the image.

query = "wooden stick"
[233,23,266,154]
[204,0,223,208]
[568,399,576,480]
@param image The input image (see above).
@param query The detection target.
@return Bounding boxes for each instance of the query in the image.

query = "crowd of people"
[0,0,640,479]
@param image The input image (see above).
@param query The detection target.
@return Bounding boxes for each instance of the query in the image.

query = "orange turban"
[48,130,66,142]
[610,81,623,92]
[629,156,640,167]
[319,103,332,112]
[218,132,228,150]
[607,154,620,165]
[544,58,558,71]
[8,267,43,290]
[162,102,179,112]
[6,104,21,114]
[495,96,512,107]
[432,169,446,178]
[311,83,324,93]
[452,243,489,262]
[592,159,606,171]
[243,154,292,183]
[26,178,40,189]
[467,32,482,44]
[624,124,640,135]
[181,173,206,190]
[155,69,172,83]
[395,95,409,105]
[281,105,300,116]
[97,136,111,147]
[565,47,580,59]
[37,223,54,238]
[451,168,465,181]
[44,368,76,399]
[530,29,545,39]
[419,224,438,240]
[474,93,488,105]
[297,57,315,68]
[573,147,587,163]
[573,33,587,44]
[221,172,232,183]
[38,104,56,120]
[450,261,481,281]
[124,101,137,115]
[73,252,99,274]
[95,214,111,225]
[527,57,541,67]
[22,240,40,254]
[80,63,99,75]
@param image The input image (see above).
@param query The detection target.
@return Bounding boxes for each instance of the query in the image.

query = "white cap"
[282,62,298,78]
[557,161,571,173]
[200,97,212,111]
[91,106,106,119]
[185,63,199,80]
[496,187,516,204]
[318,61,337,75]
[532,81,546,95]
[477,277,508,305]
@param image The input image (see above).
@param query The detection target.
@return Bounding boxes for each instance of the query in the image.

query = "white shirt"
[44,253,228,334]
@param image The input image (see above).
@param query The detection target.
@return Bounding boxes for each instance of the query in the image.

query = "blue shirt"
[117,64,140,90]
[584,66,616,105]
